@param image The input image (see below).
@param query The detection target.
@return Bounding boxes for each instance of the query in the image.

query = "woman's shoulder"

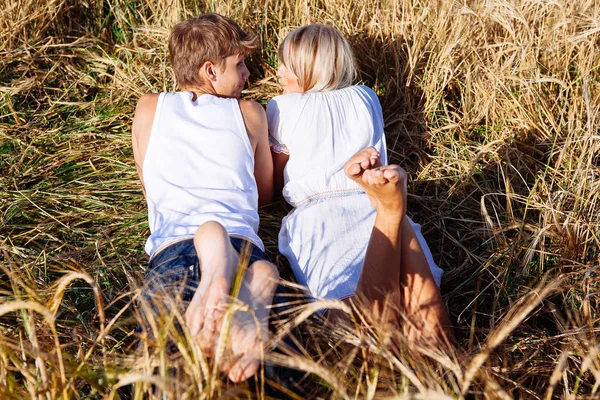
[317,85,380,105]
[266,85,380,115]
[351,85,380,103]
[266,93,306,122]
[267,93,304,107]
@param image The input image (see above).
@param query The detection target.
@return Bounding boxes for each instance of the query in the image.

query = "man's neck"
[181,84,219,101]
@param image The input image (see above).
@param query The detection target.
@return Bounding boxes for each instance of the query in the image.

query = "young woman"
[268,25,452,341]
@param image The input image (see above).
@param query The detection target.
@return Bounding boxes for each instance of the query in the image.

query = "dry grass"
[1,0,599,398]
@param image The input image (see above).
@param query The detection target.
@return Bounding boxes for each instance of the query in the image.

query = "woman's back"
[268,84,443,300]
[267,85,387,207]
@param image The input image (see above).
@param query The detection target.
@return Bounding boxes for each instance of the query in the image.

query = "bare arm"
[131,93,159,198]
[272,151,289,199]
[239,100,273,206]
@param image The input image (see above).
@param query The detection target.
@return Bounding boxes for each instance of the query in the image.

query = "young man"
[132,13,277,383]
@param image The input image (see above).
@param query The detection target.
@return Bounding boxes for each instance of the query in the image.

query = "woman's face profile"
[276,63,303,94]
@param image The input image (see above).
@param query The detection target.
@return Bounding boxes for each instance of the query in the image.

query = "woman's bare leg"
[399,217,454,343]
[344,147,453,343]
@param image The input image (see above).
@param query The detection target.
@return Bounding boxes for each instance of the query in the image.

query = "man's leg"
[185,224,281,382]
[185,221,240,352]
[139,239,200,342]
[223,259,279,382]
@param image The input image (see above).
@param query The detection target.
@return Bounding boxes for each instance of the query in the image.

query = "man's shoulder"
[134,93,160,119]
[136,93,160,112]
[132,93,161,138]
[238,99,264,114]
[238,99,267,125]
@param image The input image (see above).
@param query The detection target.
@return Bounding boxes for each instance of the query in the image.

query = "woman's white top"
[143,92,263,257]
[268,85,443,300]
[268,85,387,206]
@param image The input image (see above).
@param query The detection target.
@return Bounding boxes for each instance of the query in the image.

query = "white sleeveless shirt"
[143,92,263,257]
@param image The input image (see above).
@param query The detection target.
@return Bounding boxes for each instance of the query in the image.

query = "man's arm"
[239,100,273,206]
[131,93,159,198]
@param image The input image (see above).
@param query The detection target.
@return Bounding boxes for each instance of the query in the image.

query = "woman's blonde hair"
[278,24,356,92]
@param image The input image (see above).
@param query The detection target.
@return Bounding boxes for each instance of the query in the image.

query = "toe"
[200,310,223,353]
[369,152,382,168]
[219,354,235,375]
[187,311,202,336]
[344,162,363,179]
[382,165,405,185]
[228,355,259,383]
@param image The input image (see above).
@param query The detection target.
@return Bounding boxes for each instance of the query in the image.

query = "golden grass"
[1,0,599,398]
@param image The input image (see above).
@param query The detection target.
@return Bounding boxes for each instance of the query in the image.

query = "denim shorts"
[137,237,310,396]
[140,237,270,314]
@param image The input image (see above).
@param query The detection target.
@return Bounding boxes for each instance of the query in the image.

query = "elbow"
[258,195,274,208]
[258,187,274,207]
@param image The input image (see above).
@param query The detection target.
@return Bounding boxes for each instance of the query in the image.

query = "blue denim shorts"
[140,237,270,313]
[137,237,312,396]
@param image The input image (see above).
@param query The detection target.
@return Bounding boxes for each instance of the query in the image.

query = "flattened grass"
[1,0,599,398]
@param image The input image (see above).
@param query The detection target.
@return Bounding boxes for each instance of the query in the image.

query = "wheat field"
[0,0,599,398]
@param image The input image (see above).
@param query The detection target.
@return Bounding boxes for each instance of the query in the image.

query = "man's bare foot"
[185,277,231,356]
[344,147,407,218]
[219,260,278,382]
[185,222,238,355]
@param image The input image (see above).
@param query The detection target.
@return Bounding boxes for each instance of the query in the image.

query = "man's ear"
[200,61,218,82]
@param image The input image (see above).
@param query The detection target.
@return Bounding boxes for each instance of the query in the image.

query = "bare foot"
[219,260,278,383]
[185,222,239,355]
[344,147,407,218]
[343,146,382,178]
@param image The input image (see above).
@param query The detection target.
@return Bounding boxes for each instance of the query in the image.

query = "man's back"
[140,92,262,257]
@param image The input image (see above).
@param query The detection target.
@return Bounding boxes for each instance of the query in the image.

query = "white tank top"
[143,92,263,257]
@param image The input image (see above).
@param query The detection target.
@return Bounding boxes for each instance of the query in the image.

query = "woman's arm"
[265,99,290,200]
[272,151,289,199]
